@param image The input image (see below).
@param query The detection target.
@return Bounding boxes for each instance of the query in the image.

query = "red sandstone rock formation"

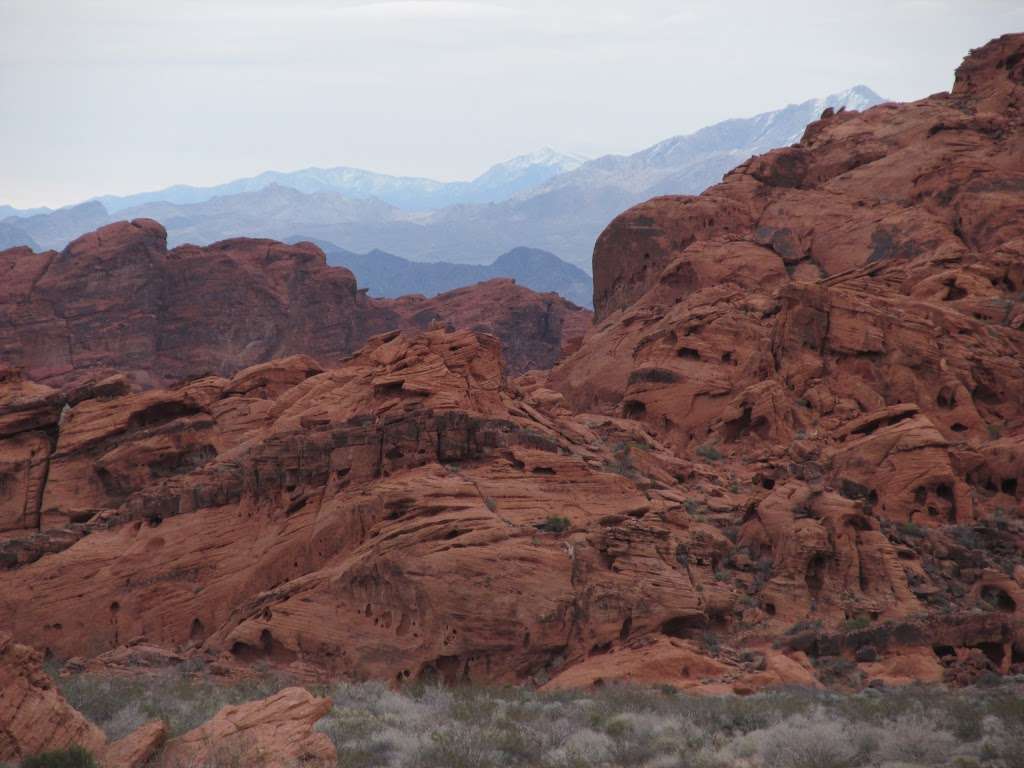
[0,224,588,389]
[0,34,1021,705]
[157,688,335,768]
[0,632,106,761]
[0,632,167,767]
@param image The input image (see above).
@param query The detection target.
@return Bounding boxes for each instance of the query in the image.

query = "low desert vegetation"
[30,665,1024,768]
[17,747,98,768]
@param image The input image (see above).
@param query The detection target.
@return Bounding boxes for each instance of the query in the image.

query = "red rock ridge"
[0,34,1020,698]
[0,224,589,389]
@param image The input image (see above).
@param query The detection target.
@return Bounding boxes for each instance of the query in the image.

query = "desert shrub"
[876,713,960,764]
[45,670,1024,768]
[540,515,570,533]
[898,521,925,538]
[20,746,98,768]
[750,713,863,768]
[696,444,722,461]
[57,667,288,738]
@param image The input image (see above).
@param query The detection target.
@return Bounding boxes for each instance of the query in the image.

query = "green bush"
[540,515,570,533]
[842,616,872,632]
[20,746,98,768]
[696,444,722,461]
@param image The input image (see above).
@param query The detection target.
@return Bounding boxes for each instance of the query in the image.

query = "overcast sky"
[1,0,1019,208]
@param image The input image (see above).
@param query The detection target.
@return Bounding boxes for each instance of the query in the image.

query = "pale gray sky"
[1,0,1019,208]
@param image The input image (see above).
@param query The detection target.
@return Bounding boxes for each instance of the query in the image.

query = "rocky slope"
[0,35,1021,708]
[0,221,587,389]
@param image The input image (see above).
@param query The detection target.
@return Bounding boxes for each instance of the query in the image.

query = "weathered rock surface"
[0,34,1021,706]
[0,224,588,389]
[387,277,590,375]
[102,720,168,768]
[158,687,334,768]
[0,632,105,762]
[547,33,1024,675]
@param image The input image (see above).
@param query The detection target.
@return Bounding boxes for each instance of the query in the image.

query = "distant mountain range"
[94,147,589,213]
[0,86,885,271]
[300,239,593,308]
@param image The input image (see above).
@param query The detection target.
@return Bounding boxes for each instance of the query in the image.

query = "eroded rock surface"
[0,34,1021,700]
[0,225,588,389]
[158,688,334,768]
[0,632,105,762]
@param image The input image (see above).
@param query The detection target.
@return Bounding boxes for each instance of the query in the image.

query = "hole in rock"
[848,515,873,532]
[951,422,968,432]
[721,351,733,363]
[764,603,776,616]
[532,467,556,475]
[374,380,404,396]
[972,382,1001,406]
[981,586,1016,613]
[619,617,633,641]
[623,400,647,419]
[677,347,701,360]
[1001,478,1018,497]
[932,644,956,659]
[661,615,707,639]
[805,554,828,595]
[190,618,205,642]
[129,401,202,430]
[975,642,1005,668]
[943,281,967,301]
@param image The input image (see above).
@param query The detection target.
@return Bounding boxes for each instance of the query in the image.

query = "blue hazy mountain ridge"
[0,204,53,219]
[294,238,593,308]
[1,86,884,270]
[92,147,590,213]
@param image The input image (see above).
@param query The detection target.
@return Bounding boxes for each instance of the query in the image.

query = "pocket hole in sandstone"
[661,615,706,639]
[623,400,646,419]
[981,586,1016,613]
[619,617,632,640]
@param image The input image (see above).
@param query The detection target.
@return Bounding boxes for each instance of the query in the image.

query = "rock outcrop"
[0,34,1021,706]
[0,632,106,762]
[158,688,335,768]
[545,32,1024,684]
[0,224,588,389]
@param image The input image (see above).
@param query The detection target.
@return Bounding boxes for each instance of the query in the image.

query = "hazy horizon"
[2,0,1019,209]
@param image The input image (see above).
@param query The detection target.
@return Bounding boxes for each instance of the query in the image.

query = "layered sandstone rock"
[0,34,1021,701]
[0,632,106,762]
[158,688,334,768]
[0,225,588,389]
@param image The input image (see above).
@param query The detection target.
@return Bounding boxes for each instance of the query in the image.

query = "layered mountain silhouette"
[298,239,593,308]
[93,147,589,213]
[1,86,884,270]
